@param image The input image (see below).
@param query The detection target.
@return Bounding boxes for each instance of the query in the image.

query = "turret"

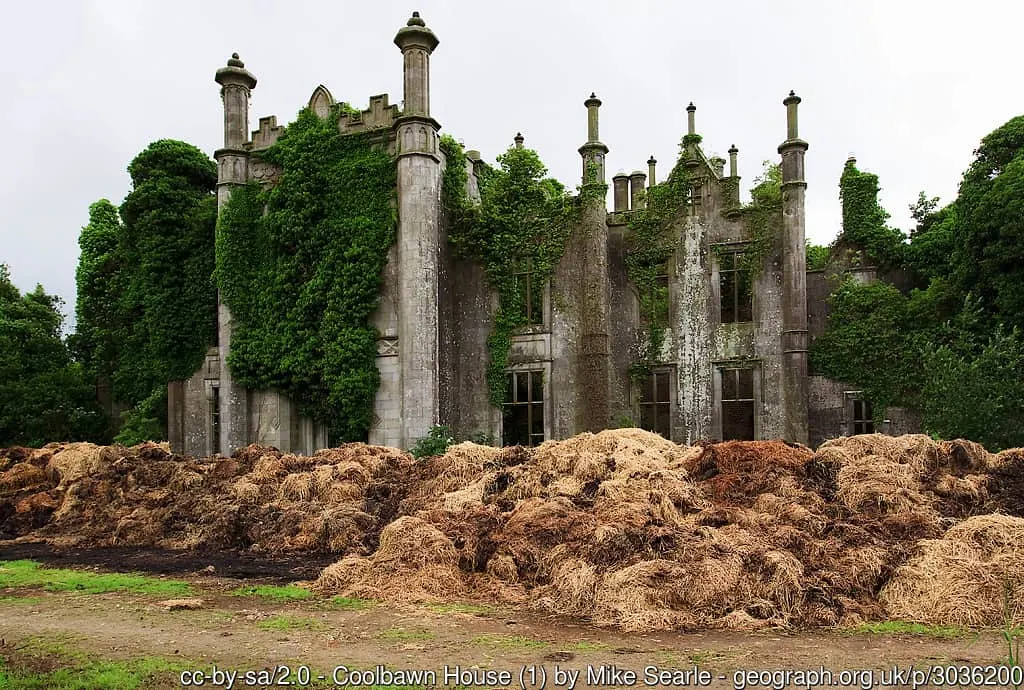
[575,93,611,431]
[211,53,257,455]
[777,91,809,444]
[391,12,443,448]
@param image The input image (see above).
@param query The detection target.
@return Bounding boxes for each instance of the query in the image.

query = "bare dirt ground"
[0,545,1016,689]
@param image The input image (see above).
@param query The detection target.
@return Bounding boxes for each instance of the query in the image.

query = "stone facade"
[168,13,917,456]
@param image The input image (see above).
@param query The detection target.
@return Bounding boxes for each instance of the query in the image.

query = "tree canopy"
[811,115,1024,449]
[0,266,106,446]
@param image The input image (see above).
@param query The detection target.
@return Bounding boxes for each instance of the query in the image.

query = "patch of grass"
[852,621,968,639]
[376,628,434,641]
[423,602,494,615]
[328,596,377,611]
[568,640,609,651]
[0,634,191,689]
[470,634,548,650]
[0,657,191,690]
[230,584,312,601]
[0,560,191,597]
[256,615,325,631]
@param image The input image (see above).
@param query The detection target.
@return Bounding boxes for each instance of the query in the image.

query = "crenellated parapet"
[249,115,285,151]
[338,94,402,134]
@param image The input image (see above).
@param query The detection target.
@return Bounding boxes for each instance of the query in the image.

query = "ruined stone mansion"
[168,12,916,457]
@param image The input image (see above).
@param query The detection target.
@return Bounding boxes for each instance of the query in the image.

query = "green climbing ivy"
[440,135,574,406]
[216,107,396,442]
[624,164,690,374]
[724,161,783,279]
[838,160,906,268]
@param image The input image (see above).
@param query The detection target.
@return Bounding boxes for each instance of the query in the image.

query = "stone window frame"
[510,257,551,334]
[501,363,551,447]
[637,365,676,441]
[713,243,754,325]
[845,391,875,435]
[710,360,762,441]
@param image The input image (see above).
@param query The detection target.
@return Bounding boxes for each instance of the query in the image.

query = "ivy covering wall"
[216,108,396,442]
[440,136,574,406]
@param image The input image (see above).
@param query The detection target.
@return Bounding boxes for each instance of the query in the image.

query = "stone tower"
[213,54,256,455]
[393,12,442,448]
[576,94,612,432]
[778,91,810,444]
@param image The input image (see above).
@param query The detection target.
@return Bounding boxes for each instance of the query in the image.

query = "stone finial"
[686,102,696,135]
[728,144,739,178]
[394,11,439,52]
[216,52,257,89]
[514,132,524,148]
[846,154,857,166]
[686,102,696,112]
[647,155,657,187]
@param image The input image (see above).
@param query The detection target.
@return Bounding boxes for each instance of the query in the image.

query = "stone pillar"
[612,172,629,212]
[213,53,256,455]
[394,12,442,448]
[577,94,611,432]
[647,155,657,187]
[778,91,810,445]
[629,170,647,210]
[514,132,524,149]
[728,144,738,178]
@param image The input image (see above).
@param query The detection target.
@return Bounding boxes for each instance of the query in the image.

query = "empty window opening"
[850,397,874,435]
[719,251,753,323]
[503,370,544,446]
[639,369,672,440]
[721,367,755,440]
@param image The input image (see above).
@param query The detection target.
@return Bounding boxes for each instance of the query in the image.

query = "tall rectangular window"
[513,258,544,326]
[639,369,672,440]
[503,370,544,446]
[720,367,755,440]
[719,251,753,323]
[849,396,874,435]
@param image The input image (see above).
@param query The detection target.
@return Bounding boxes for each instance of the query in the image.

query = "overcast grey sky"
[1,0,1021,326]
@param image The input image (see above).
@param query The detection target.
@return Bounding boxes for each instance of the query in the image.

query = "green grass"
[852,621,969,639]
[423,602,494,615]
[327,595,377,611]
[229,584,313,601]
[376,627,434,641]
[470,634,548,649]
[0,634,190,689]
[256,615,325,631]
[0,560,191,597]
[0,657,191,689]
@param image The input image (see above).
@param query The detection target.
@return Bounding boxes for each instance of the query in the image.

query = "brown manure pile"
[4,431,1023,632]
[0,441,411,553]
